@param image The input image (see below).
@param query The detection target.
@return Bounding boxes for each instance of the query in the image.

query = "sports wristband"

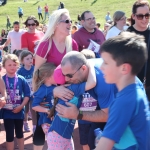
[77,110,83,120]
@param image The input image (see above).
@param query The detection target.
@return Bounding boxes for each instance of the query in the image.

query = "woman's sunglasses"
[27,23,36,26]
[135,13,150,20]
[60,19,72,24]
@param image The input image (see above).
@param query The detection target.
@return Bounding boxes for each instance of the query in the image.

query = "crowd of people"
[0,0,150,150]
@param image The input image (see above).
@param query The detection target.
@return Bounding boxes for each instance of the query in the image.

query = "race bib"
[88,39,100,53]
[79,93,97,111]
[3,89,21,110]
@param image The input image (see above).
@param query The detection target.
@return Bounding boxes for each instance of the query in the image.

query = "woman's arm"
[85,63,96,91]
[34,55,46,71]
[0,76,7,108]
[32,105,49,113]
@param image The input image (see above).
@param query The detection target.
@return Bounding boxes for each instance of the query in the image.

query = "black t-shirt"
[127,26,150,86]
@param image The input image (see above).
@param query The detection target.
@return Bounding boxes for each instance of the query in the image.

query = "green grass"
[0,0,135,30]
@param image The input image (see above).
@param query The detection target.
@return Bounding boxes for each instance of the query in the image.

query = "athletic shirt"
[49,83,86,139]
[2,74,30,119]
[21,31,44,54]
[127,26,150,86]
[17,66,34,100]
[36,39,78,66]
[102,83,150,150]
[87,67,115,109]
[32,84,56,125]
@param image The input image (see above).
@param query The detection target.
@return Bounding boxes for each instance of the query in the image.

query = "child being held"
[32,62,66,137]
[47,56,96,150]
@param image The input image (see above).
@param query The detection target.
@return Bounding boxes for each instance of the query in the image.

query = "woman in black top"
[127,0,150,87]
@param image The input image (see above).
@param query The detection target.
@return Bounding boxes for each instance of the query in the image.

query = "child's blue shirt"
[49,82,86,139]
[17,65,34,100]
[2,74,30,119]
[32,84,56,125]
[102,83,150,150]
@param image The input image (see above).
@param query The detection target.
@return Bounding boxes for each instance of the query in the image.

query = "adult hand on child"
[53,84,74,101]
[56,102,79,119]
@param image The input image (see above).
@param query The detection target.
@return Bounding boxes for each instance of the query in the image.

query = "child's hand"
[40,102,49,108]
[12,105,23,113]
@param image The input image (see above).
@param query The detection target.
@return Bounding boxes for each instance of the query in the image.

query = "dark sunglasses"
[63,64,83,78]
[27,23,36,26]
[135,13,150,20]
[60,19,72,24]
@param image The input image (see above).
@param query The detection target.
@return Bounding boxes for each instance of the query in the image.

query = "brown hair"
[20,50,33,62]
[2,54,20,67]
[24,15,39,27]
[33,62,56,92]
[131,0,150,25]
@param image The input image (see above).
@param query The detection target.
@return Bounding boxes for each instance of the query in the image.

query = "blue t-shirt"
[88,67,115,109]
[49,82,86,139]
[2,74,30,119]
[32,84,56,125]
[102,83,150,150]
[17,65,34,100]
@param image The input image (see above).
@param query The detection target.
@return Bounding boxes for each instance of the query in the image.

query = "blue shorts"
[78,123,91,145]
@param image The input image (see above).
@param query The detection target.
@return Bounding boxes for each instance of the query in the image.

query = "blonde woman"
[33,8,78,150]
[106,11,127,40]
[35,8,78,70]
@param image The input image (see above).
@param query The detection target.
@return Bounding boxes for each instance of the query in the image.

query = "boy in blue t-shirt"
[95,32,150,150]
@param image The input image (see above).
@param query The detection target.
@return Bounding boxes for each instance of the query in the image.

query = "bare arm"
[34,55,47,71]
[56,102,108,122]
[0,38,11,49]
[53,85,74,101]
[13,97,29,113]
[85,63,96,91]
[95,137,115,150]
[82,108,108,122]
[0,76,7,98]
[0,76,7,108]
[32,105,48,113]
[33,55,47,92]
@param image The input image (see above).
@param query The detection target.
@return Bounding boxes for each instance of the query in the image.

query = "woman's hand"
[0,97,6,108]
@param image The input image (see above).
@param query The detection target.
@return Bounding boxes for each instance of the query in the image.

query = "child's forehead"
[5,58,18,64]
[101,51,113,60]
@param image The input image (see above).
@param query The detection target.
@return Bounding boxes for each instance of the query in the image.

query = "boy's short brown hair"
[2,54,20,67]
[101,32,147,75]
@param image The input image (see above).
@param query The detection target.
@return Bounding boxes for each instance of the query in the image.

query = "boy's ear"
[121,63,132,75]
